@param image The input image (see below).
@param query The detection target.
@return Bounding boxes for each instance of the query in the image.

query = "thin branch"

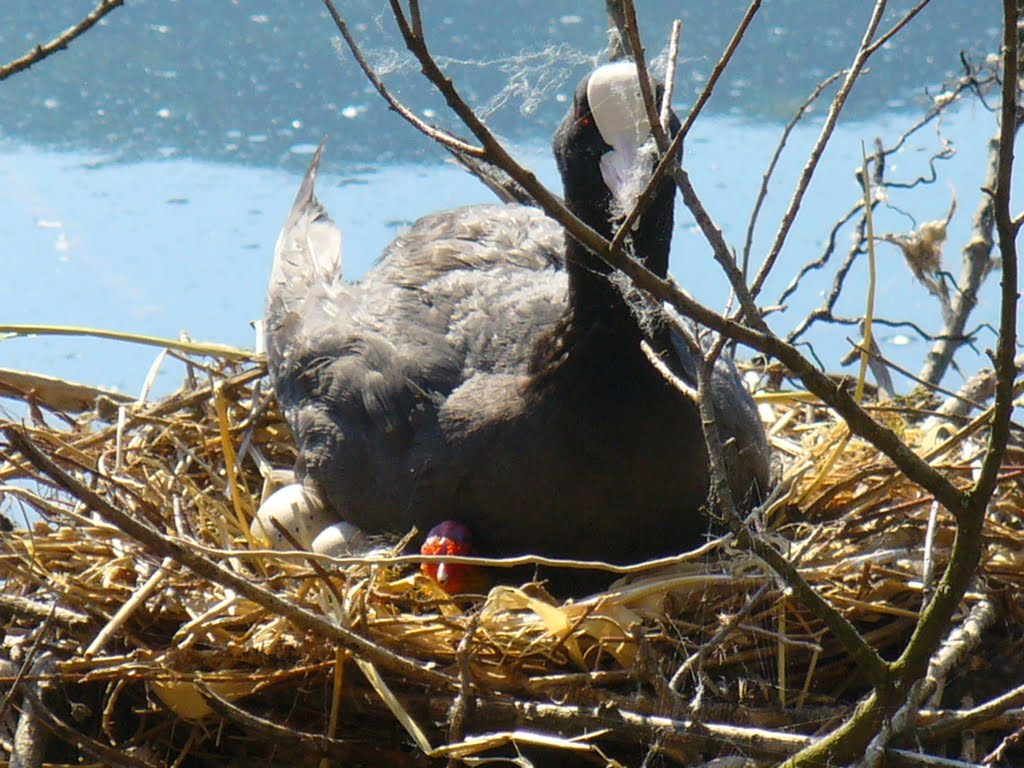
[921,354,1024,432]
[196,679,422,766]
[321,0,483,158]
[0,324,255,361]
[750,0,888,299]
[921,682,1024,742]
[778,202,864,309]
[863,0,933,57]
[843,339,980,406]
[743,69,847,279]
[968,0,1020,521]
[0,0,123,82]
[619,0,668,150]
[677,0,763,143]
[608,1,766,330]
[660,20,682,134]
[669,582,772,691]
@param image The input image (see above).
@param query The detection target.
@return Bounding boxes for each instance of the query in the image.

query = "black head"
[552,62,681,277]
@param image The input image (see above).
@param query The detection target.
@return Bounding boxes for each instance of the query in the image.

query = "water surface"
[0,1,1007,399]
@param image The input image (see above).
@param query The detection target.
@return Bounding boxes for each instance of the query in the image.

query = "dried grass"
[1,352,1022,767]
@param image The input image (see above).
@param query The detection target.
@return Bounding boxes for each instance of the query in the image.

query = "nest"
[1,353,1023,767]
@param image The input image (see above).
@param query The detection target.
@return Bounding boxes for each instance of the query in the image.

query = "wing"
[668,323,773,504]
[266,181,569,524]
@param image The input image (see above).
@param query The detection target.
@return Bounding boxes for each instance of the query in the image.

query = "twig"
[84,557,176,658]
[742,69,847,279]
[196,679,423,766]
[351,687,989,767]
[966,0,1020,514]
[863,0,933,57]
[920,595,998,707]
[669,582,772,691]
[447,611,481,767]
[841,339,974,407]
[0,324,255,361]
[750,0,889,300]
[0,0,123,82]
[321,1,481,158]
[191,535,727,575]
[660,20,682,134]
[604,1,767,329]
[922,684,1024,742]
[779,202,864,311]
[854,142,881,404]
[619,0,668,149]
[0,593,91,632]
[922,354,1024,434]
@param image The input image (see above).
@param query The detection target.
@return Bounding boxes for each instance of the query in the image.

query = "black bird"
[265,62,771,581]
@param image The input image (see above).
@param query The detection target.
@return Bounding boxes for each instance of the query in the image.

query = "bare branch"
[968,0,1020,513]
[660,20,682,134]
[786,213,870,343]
[778,202,863,309]
[618,0,668,150]
[0,0,123,82]
[743,69,847,279]
[750,0,888,299]
[864,0,933,57]
[607,1,766,329]
[322,0,484,159]
[922,354,1024,432]
[918,135,1001,385]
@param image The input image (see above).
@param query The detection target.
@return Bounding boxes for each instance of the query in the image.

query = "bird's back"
[268,201,574,534]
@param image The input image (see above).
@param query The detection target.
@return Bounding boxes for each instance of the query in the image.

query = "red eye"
[580,115,592,128]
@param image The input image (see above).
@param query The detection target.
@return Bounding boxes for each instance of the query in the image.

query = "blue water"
[0,0,1008,401]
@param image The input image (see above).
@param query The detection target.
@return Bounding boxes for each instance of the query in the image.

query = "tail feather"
[269,137,343,316]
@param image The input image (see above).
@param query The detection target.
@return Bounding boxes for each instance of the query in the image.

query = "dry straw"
[0,345,1021,766]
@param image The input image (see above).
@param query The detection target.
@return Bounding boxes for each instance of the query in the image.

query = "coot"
[265,62,771,578]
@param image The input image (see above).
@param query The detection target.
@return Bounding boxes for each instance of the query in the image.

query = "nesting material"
[0,354,1022,767]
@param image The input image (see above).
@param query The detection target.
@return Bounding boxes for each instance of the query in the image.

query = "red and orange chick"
[420,521,489,595]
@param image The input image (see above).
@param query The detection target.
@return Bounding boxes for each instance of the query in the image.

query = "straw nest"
[1,353,1022,767]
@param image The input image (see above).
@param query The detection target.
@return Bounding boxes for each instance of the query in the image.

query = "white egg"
[250,484,336,550]
[311,521,368,558]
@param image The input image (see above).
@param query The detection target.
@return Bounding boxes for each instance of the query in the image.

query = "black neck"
[562,173,675,331]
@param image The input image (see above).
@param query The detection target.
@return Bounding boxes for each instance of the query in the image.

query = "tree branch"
[965,0,1020,535]
[749,0,888,299]
[0,0,123,82]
